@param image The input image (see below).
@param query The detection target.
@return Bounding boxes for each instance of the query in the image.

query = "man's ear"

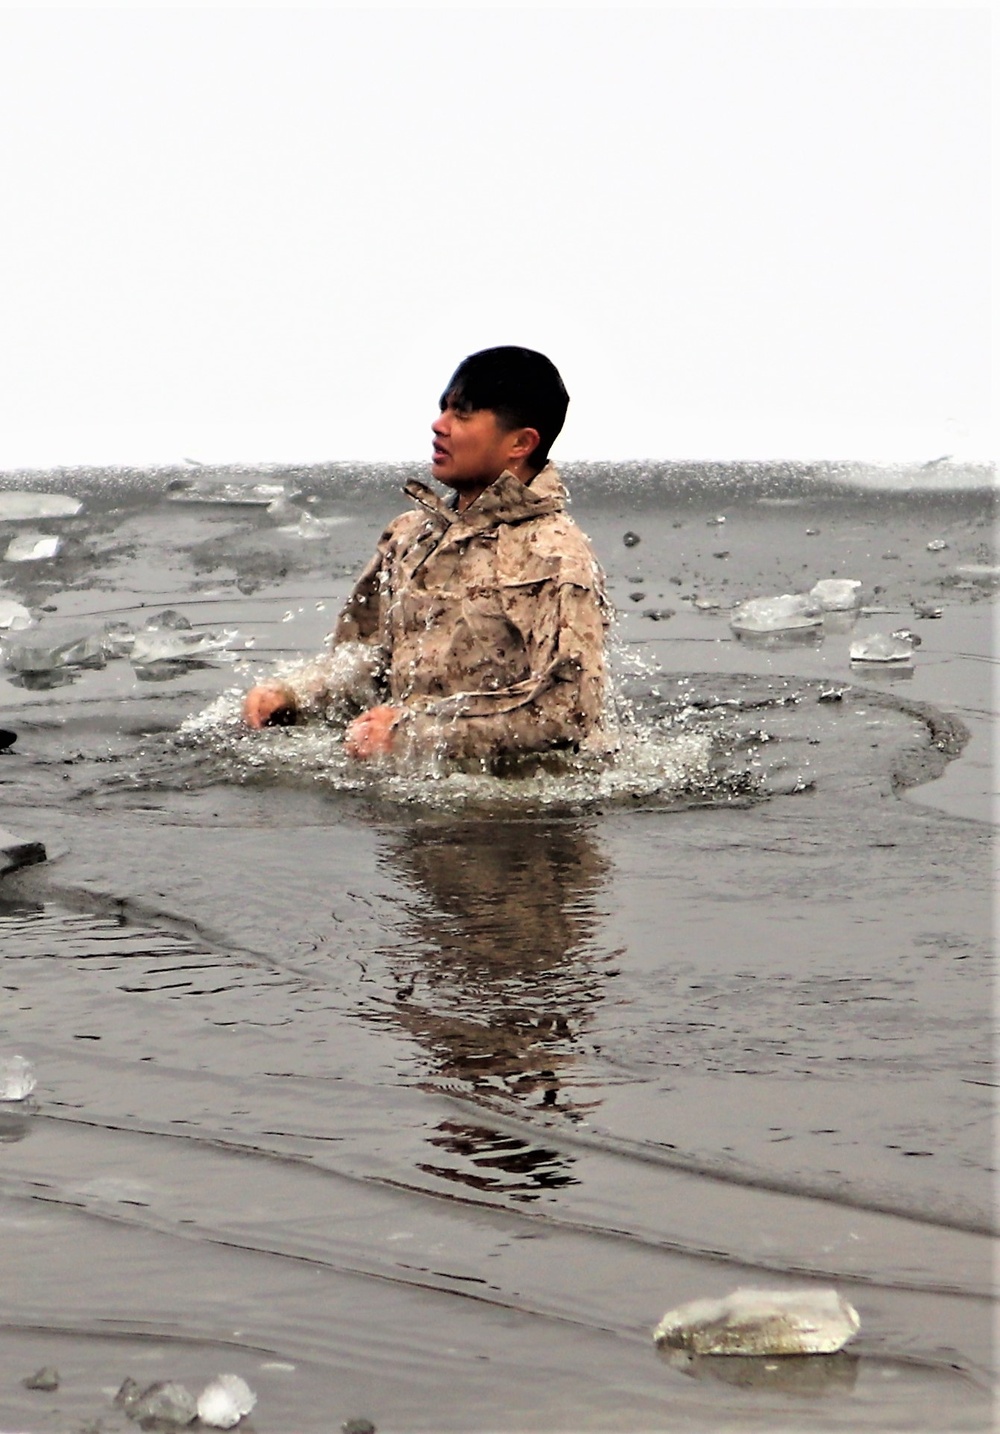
[509,426,541,463]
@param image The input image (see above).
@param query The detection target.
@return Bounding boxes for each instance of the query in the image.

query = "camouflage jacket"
[307,464,610,762]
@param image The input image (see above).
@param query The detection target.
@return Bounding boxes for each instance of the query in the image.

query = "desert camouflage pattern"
[298,464,611,762]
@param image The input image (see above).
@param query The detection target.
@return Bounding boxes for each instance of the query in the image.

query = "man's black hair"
[442,346,569,471]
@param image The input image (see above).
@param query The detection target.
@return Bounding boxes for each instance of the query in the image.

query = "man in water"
[242,346,610,764]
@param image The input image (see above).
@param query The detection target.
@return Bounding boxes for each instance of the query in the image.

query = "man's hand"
[344,705,403,759]
[243,682,299,729]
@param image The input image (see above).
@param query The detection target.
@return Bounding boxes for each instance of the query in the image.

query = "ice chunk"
[730,595,822,634]
[101,621,137,658]
[0,491,81,521]
[4,626,106,674]
[125,1380,198,1425]
[197,1374,257,1429]
[953,563,1000,584]
[167,478,285,506]
[850,632,914,665]
[653,1287,860,1356]
[0,597,33,631]
[926,539,948,551]
[23,1365,59,1391]
[0,1055,36,1101]
[4,532,62,562]
[130,626,236,665]
[809,579,861,611]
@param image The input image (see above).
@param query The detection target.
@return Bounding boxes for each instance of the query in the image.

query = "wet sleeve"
[393,578,609,763]
[271,529,395,713]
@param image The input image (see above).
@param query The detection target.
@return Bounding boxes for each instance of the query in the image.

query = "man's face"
[431,395,520,493]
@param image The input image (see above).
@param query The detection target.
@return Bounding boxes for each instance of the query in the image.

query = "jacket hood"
[402,463,567,533]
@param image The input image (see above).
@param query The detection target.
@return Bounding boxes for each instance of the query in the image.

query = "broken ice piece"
[0,597,33,631]
[167,479,285,506]
[926,539,948,552]
[125,1380,198,1426]
[730,595,822,635]
[101,621,136,659]
[4,532,62,562]
[0,1055,37,1101]
[113,1377,142,1411]
[850,632,914,665]
[197,1373,257,1429]
[23,1366,59,1391]
[0,491,81,521]
[653,1287,860,1356]
[4,627,106,674]
[130,628,236,665]
[809,579,861,611]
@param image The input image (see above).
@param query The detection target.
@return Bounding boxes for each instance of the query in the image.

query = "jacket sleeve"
[394,572,610,763]
[274,527,396,714]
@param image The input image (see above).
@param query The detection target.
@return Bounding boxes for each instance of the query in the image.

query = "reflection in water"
[378,819,613,1200]
[659,1347,861,1395]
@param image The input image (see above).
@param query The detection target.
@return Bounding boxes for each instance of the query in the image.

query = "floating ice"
[809,578,862,611]
[120,1380,198,1425]
[23,1365,59,1391]
[4,532,62,562]
[4,627,106,674]
[730,594,823,635]
[0,1055,37,1101]
[101,621,137,658]
[167,478,285,506]
[130,625,237,666]
[0,491,81,521]
[850,632,914,665]
[653,1287,860,1356]
[197,1373,257,1429]
[0,597,32,631]
[926,539,949,552]
[953,563,1000,584]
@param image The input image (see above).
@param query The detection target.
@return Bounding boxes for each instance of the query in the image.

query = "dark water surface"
[0,463,995,1432]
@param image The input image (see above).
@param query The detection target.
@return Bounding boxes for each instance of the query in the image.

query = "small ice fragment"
[0,1056,36,1101]
[850,632,914,665]
[0,491,81,521]
[4,532,61,562]
[913,603,942,619]
[145,609,191,630]
[0,598,33,631]
[293,511,327,540]
[101,621,136,658]
[809,579,861,611]
[130,627,236,665]
[953,563,1000,584]
[926,539,948,552]
[23,1366,59,1391]
[653,1287,860,1356]
[197,1374,257,1429]
[707,515,726,525]
[167,479,284,506]
[730,595,823,635]
[125,1380,197,1425]
[4,627,107,674]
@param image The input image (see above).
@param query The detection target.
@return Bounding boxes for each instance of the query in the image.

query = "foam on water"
[178,686,754,812]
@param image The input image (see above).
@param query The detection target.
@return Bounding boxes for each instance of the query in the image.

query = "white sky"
[0,4,991,466]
